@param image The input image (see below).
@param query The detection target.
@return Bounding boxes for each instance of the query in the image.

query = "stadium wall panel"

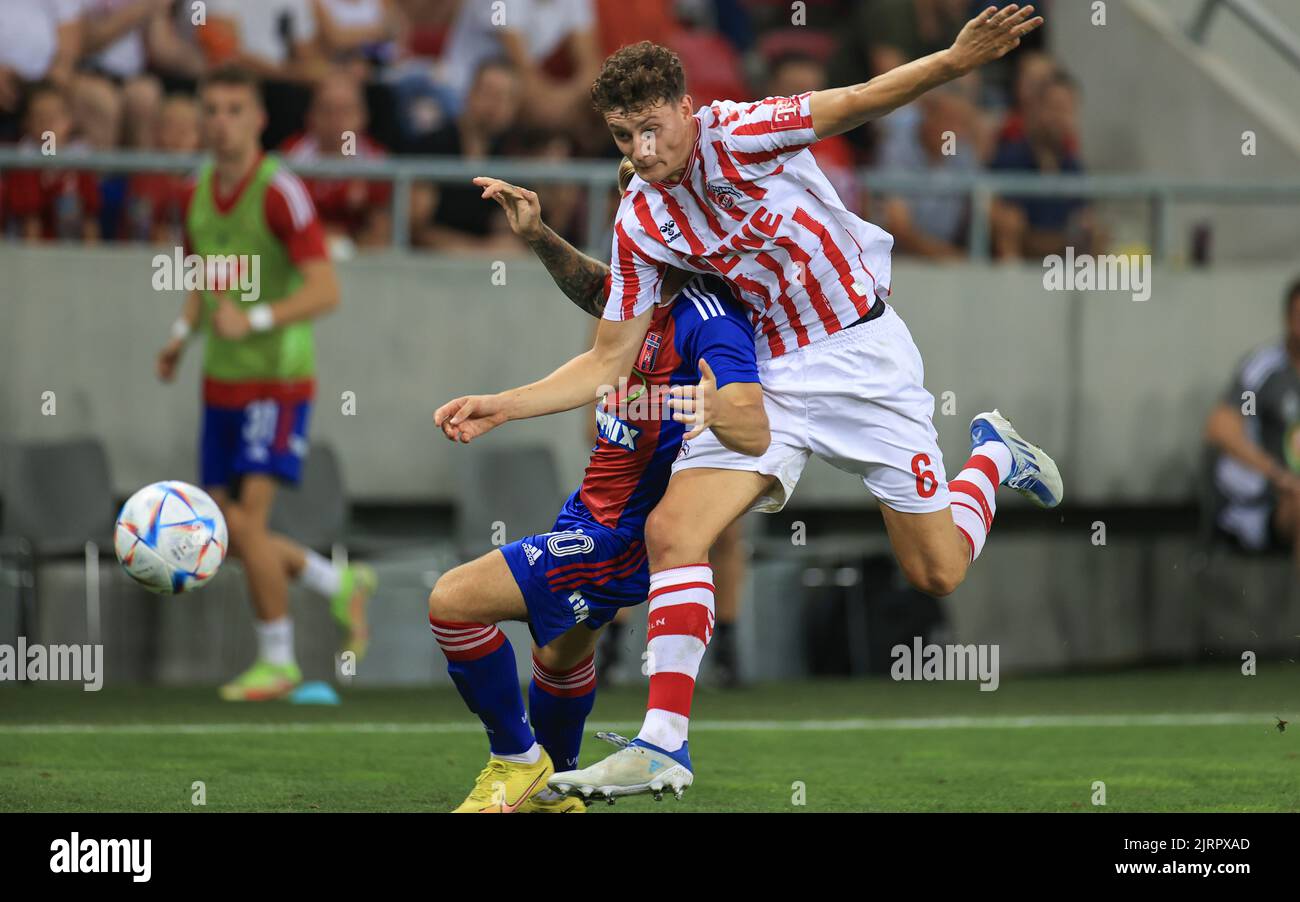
[2,247,1296,507]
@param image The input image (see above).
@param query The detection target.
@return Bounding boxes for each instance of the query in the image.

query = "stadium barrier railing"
[3,147,1300,260]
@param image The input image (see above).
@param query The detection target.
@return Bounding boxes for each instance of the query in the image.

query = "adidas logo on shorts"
[522,543,542,566]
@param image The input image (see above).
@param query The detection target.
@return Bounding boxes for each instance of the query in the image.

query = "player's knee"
[900,557,966,598]
[427,577,455,622]
[645,506,706,569]
[427,567,475,624]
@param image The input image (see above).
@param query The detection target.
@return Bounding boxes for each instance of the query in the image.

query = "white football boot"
[969,409,1063,508]
[548,732,694,805]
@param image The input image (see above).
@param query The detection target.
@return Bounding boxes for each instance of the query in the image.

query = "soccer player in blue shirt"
[428,160,769,812]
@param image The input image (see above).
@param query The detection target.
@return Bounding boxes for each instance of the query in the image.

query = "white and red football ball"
[114,481,228,594]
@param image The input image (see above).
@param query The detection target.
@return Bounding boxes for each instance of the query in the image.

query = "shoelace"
[595,731,632,750]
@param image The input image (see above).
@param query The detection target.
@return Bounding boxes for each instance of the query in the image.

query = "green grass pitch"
[1,664,1297,812]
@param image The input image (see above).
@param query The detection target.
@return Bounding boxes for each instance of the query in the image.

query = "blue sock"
[430,618,534,757]
[529,652,597,770]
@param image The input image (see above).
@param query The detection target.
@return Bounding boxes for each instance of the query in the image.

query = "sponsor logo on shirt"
[521,543,542,566]
[595,405,641,451]
[771,96,802,131]
[568,591,590,624]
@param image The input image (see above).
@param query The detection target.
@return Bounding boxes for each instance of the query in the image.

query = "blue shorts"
[200,398,312,492]
[500,506,649,648]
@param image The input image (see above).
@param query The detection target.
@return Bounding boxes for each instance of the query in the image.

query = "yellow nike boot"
[518,789,587,813]
[452,750,554,813]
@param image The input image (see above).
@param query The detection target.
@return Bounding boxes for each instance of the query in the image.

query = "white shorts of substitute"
[672,303,951,515]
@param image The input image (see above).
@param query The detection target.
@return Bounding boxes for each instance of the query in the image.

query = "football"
[114,481,228,594]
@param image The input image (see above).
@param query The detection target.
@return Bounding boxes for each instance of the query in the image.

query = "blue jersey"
[501,274,759,646]
[570,273,758,536]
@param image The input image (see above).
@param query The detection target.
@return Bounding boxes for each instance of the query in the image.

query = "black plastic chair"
[0,438,117,642]
[453,444,565,561]
[268,443,349,553]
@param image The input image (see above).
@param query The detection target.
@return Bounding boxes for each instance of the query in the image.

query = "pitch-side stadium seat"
[453,444,564,560]
[0,438,117,643]
[0,438,115,557]
[1191,446,1293,651]
[268,443,349,553]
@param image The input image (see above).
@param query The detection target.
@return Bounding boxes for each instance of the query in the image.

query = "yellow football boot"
[452,750,554,813]
[518,790,587,813]
[218,660,302,702]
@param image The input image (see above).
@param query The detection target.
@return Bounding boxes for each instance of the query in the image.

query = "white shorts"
[672,303,950,515]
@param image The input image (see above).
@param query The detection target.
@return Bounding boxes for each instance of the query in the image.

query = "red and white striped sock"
[428,618,506,660]
[948,441,1014,562]
[637,564,715,753]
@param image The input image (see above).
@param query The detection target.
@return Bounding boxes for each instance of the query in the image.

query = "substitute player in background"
[156,65,375,701]
[1205,279,1300,563]
[429,158,766,812]
[443,5,1061,801]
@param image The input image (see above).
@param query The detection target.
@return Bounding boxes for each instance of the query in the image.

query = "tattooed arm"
[524,223,609,317]
[473,176,608,317]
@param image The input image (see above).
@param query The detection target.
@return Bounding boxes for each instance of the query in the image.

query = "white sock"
[256,617,296,667]
[949,441,1013,562]
[636,565,715,753]
[298,549,342,599]
[493,742,542,765]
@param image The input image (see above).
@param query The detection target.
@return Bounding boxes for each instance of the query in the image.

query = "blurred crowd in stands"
[0,0,1095,259]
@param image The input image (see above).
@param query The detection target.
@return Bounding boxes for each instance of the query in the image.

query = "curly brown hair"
[591,42,686,115]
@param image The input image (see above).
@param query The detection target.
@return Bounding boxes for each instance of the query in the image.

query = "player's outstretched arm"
[474,176,608,317]
[434,310,653,444]
[668,361,770,457]
[809,4,1043,139]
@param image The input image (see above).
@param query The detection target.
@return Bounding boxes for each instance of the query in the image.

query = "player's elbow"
[320,275,342,313]
[1203,404,1237,449]
[308,264,342,314]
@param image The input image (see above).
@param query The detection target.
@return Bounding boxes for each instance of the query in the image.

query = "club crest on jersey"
[595,404,641,451]
[636,331,663,372]
[706,182,742,210]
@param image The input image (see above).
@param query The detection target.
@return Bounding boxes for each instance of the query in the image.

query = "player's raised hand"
[949,4,1043,72]
[667,358,719,441]
[434,394,509,444]
[473,177,543,241]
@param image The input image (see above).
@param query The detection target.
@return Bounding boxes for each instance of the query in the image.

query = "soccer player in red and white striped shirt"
[442,5,1061,801]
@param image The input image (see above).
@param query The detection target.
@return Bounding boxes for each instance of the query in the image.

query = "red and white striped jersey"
[603,92,894,362]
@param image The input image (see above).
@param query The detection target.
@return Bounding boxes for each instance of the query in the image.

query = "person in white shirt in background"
[0,0,82,118]
[203,0,329,84]
[438,0,599,130]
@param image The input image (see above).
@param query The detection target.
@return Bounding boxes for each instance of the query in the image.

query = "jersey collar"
[211,152,265,214]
